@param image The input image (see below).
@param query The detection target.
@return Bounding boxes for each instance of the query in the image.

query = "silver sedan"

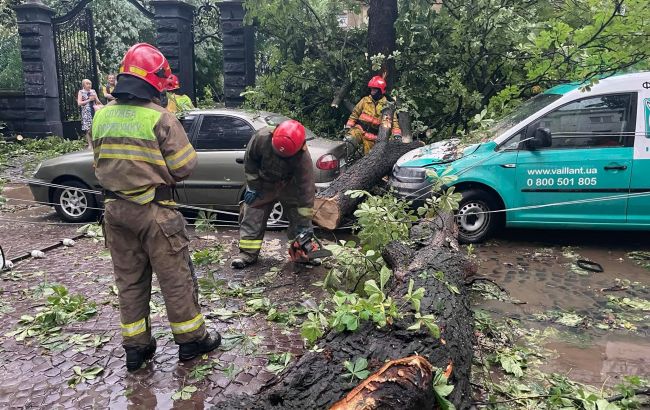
[29,109,347,224]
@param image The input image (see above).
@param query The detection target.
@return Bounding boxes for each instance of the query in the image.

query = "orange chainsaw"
[288,231,332,263]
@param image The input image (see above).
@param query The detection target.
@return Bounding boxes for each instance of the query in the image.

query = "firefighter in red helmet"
[345,75,401,155]
[92,43,220,371]
[231,120,319,269]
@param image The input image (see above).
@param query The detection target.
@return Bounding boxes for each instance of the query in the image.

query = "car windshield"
[491,93,563,144]
[264,115,316,140]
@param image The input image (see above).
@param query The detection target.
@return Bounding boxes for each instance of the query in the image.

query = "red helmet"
[272,120,306,157]
[118,43,171,92]
[368,75,386,94]
[166,74,180,91]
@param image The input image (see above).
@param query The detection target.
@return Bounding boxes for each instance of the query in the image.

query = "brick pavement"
[0,211,326,409]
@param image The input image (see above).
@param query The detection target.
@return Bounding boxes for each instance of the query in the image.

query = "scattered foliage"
[7,285,97,343]
[67,366,103,388]
[322,240,385,294]
[417,168,462,218]
[432,367,456,410]
[194,211,218,232]
[342,357,370,382]
[171,385,197,401]
[347,190,417,251]
[266,352,293,375]
[219,332,263,355]
[191,244,225,266]
[189,358,220,382]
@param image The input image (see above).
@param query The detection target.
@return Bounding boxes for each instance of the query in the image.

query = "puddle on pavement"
[542,333,650,387]
[473,230,650,387]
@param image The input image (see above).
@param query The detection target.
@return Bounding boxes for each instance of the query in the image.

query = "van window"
[530,93,636,149]
[492,94,563,144]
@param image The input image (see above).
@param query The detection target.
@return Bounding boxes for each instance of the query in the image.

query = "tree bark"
[211,219,474,410]
[313,105,423,230]
[331,81,353,109]
[368,0,398,90]
[397,104,413,143]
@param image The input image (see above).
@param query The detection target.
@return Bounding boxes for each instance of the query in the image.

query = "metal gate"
[53,7,99,130]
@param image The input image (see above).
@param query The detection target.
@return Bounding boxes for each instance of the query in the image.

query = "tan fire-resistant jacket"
[91,100,198,204]
[244,127,315,210]
[346,95,401,139]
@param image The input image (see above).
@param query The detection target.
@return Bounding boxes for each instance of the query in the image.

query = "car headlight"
[33,162,42,176]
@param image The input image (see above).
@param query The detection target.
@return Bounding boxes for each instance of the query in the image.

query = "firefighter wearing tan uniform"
[92,43,220,372]
[230,120,315,269]
[345,75,401,155]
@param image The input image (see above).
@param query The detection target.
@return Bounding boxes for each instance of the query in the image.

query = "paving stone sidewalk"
[0,213,326,409]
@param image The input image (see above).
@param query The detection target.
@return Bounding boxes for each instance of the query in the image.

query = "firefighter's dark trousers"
[104,200,207,348]
[237,185,313,260]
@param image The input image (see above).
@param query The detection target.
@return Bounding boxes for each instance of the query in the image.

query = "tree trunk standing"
[211,221,474,410]
[312,105,423,230]
[367,0,398,89]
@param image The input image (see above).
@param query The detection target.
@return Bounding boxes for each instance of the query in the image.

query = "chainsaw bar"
[306,248,333,259]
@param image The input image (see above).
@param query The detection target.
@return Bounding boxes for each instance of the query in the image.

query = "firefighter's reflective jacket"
[166,93,195,114]
[346,95,402,140]
[91,100,198,204]
[244,127,315,211]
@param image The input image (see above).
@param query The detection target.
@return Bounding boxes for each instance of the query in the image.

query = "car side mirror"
[526,127,552,149]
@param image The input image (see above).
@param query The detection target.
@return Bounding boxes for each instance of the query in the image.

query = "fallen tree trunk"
[313,105,423,230]
[212,218,474,409]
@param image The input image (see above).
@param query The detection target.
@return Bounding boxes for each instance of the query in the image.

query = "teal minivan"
[388,72,650,243]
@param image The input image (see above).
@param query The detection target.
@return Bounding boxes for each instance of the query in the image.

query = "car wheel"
[266,201,285,228]
[456,189,501,244]
[53,180,99,223]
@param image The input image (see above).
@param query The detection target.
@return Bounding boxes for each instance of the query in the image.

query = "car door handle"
[604,165,627,171]
[236,158,244,164]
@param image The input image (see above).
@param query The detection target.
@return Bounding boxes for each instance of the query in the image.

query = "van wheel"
[53,180,99,223]
[456,189,501,244]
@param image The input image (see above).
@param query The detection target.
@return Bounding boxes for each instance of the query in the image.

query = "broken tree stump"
[313,105,423,230]
[212,218,474,410]
[329,355,436,410]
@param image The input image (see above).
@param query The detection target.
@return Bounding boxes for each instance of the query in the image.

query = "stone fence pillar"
[13,0,63,137]
[218,0,255,108]
[152,1,196,101]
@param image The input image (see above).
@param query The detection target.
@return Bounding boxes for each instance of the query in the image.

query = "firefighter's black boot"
[179,332,222,361]
[125,337,157,372]
[230,253,257,269]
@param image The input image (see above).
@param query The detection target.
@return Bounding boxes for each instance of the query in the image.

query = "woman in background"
[77,79,99,149]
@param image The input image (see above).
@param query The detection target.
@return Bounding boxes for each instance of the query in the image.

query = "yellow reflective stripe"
[98,152,166,166]
[239,239,262,249]
[98,143,162,156]
[121,185,153,195]
[297,207,313,217]
[117,186,156,205]
[167,150,196,169]
[170,314,204,335]
[165,144,197,170]
[157,200,177,206]
[165,143,192,162]
[170,150,197,170]
[121,318,147,337]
